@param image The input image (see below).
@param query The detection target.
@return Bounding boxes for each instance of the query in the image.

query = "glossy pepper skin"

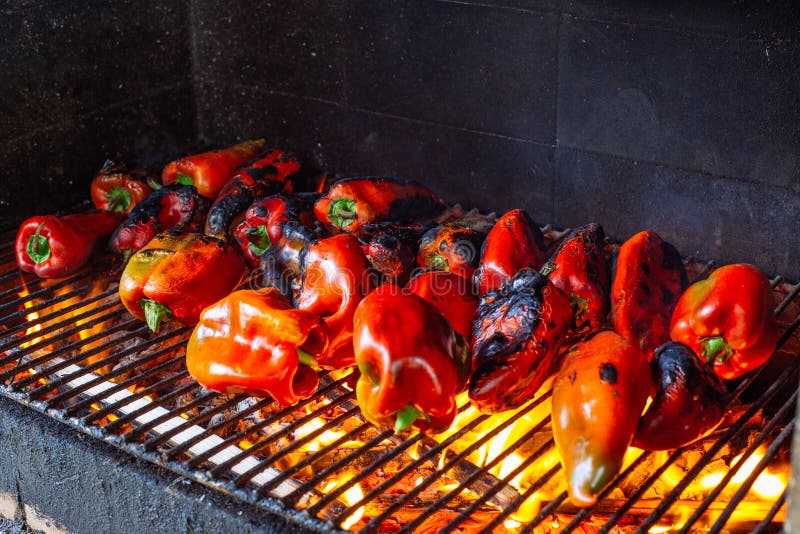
[204,149,301,236]
[90,160,153,215]
[354,287,470,434]
[16,212,121,279]
[611,230,688,360]
[633,342,728,450]
[353,223,420,285]
[314,177,444,233]
[670,263,778,380]
[162,138,266,199]
[233,194,320,268]
[470,269,573,413]
[406,271,478,341]
[473,209,547,296]
[119,232,246,332]
[552,330,652,508]
[109,184,209,257]
[417,212,496,280]
[547,223,611,338]
[186,289,328,406]
[295,234,373,369]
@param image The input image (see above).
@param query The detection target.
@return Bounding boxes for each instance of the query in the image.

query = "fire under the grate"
[0,228,798,533]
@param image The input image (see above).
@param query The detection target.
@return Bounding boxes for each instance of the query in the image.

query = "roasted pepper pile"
[15,139,787,513]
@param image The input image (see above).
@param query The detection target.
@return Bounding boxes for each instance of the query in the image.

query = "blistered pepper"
[186,289,328,406]
[353,223,420,285]
[473,209,547,296]
[670,263,778,380]
[470,269,573,413]
[204,149,301,236]
[417,212,496,280]
[16,212,121,279]
[314,177,444,232]
[551,330,652,508]
[233,194,320,268]
[406,271,478,341]
[119,232,246,331]
[354,287,470,434]
[611,230,687,360]
[109,184,209,258]
[547,223,611,338]
[162,138,266,199]
[90,160,153,215]
[633,341,728,450]
[295,234,373,368]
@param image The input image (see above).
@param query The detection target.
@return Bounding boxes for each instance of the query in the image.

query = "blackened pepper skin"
[611,230,688,360]
[353,223,420,285]
[547,223,611,339]
[469,269,573,413]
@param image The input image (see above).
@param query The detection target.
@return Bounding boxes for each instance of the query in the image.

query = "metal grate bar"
[708,420,794,534]
[233,404,361,488]
[775,281,800,317]
[122,390,220,441]
[335,411,492,528]
[77,354,187,421]
[0,280,113,330]
[755,489,787,533]
[480,464,563,534]
[207,390,358,479]
[106,379,200,435]
[0,270,92,306]
[142,393,250,451]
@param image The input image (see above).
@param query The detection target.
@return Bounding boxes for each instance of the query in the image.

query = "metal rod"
[106,380,200,435]
[0,270,95,314]
[122,390,221,441]
[0,281,114,332]
[775,281,800,317]
[754,488,787,533]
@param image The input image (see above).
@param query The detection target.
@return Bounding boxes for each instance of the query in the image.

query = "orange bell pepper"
[90,160,153,215]
[186,289,328,406]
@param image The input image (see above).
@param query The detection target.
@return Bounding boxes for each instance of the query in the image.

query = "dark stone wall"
[193,0,800,279]
[0,1,197,230]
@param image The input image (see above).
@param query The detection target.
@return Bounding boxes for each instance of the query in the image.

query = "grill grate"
[0,230,797,533]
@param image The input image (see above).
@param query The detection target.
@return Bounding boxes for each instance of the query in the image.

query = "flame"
[321,478,365,530]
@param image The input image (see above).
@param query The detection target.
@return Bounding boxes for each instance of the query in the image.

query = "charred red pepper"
[670,263,779,380]
[470,269,573,413]
[354,286,470,434]
[314,177,444,232]
[611,230,687,360]
[186,288,328,406]
[406,271,477,341]
[232,194,321,268]
[633,341,728,450]
[473,209,547,296]
[109,184,209,258]
[16,212,121,279]
[353,223,420,285]
[162,138,266,199]
[547,223,611,338]
[90,160,153,215]
[551,330,652,507]
[417,212,496,280]
[119,232,246,331]
[204,149,301,236]
[295,234,373,369]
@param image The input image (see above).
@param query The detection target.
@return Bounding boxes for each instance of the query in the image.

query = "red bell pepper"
[295,234,373,369]
[406,271,477,341]
[186,288,328,406]
[417,212,496,280]
[353,223,420,285]
[470,269,573,413]
[204,149,301,236]
[162,138,266,199]
[611,230,687,360]
[354,286,470,434]
[15,212,121,279]
[546,223,611,338]
[90,160,153,215]
[473,209,547,296]
[314,177,444,232]
[670,263,779,380]
[109,184,209,258]
[118,232,246,331]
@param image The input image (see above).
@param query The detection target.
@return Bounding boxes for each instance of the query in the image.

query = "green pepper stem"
[297,349,319,370]
[395,404,424,432]
[328,198,358,229]
[146,177,163,190]
[175,173,194,186]
[539,262,556,277]
[26,223,51,265]
[245,225,272,256]
[139,298,172,332]
[106,186,132,212]
[701,336,734,364]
